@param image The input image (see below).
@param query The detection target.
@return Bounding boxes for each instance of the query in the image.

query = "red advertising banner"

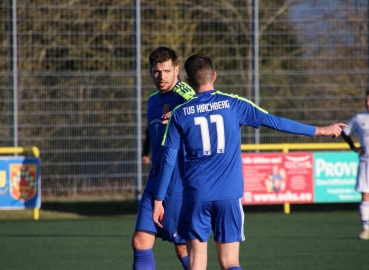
[241,153,314,204]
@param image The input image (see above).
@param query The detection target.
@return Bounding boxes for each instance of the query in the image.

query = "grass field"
[0,201,368,270]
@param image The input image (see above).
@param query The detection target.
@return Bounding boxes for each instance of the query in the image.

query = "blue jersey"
[145,81,194,194]
[162,90,268,202]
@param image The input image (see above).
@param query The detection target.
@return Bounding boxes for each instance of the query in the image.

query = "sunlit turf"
[0,203,367,270]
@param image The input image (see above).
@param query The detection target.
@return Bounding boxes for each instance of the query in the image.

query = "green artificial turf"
[0,209,367,270]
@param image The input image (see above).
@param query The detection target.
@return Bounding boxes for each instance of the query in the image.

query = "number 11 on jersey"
[194,114,225,155]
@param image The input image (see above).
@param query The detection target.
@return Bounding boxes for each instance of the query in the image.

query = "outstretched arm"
[261,114,346,138]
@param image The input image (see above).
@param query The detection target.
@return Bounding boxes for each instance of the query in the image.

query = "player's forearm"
[262,114,315,136]
[341,131,356,149]
[155,147,178,200]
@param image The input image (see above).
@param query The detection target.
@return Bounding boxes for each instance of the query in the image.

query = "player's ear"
[213,71,217,82]
[186,77,193,87]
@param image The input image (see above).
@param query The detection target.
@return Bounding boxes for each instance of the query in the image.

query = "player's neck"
[196,83,214,94]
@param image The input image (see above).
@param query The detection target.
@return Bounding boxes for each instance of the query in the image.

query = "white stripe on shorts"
[357,160,369,193]
[238,198,245,241]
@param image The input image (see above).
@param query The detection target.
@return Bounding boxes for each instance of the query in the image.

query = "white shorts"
[356,160,369,193]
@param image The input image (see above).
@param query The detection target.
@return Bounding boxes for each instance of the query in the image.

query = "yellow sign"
[0,171,5,188]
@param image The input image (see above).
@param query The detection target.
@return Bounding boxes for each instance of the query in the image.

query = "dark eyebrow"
[153,68,172,72]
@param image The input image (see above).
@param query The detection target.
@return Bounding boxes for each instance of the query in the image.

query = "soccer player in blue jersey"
[153,54,346,270]
[341,90,369,240]
[131,47,195,270]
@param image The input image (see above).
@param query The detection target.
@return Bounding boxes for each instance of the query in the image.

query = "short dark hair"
[149,46,178,68]
[184,54,214,87]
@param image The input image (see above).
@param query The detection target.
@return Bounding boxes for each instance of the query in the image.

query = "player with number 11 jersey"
[161,91,272,202]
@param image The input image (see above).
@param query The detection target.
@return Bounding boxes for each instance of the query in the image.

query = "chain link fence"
[0,0,367,199]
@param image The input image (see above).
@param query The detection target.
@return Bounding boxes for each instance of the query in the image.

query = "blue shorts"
[178,198,245,243]
[135,191,185,243]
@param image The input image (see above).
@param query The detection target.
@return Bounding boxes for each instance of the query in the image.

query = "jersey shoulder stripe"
[173,81,195,101]
[212,90,268,114]
[161,97,198,145]
[149,90,160,98]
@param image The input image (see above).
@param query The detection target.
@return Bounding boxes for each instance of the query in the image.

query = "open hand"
[153,200,164,228]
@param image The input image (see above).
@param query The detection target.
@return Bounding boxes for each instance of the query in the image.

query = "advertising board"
[0,157,41,209]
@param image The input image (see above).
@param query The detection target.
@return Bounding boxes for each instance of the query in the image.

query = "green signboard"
[313,152,361,202]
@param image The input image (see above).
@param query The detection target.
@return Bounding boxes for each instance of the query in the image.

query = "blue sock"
[227,267,242,270]
[133,249,156,270]
[179,255,189,270]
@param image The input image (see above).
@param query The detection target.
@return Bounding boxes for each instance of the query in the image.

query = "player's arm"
[341,130,355,149]
[261,114,346,138]
[142,127,151,164]
[341,130,362,154]
[153,146,178,228]
[261,114,315,136]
